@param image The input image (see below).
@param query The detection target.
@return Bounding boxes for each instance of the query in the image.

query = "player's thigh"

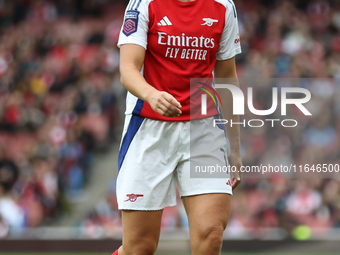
[182,193,231,239]
[122,210,163,247]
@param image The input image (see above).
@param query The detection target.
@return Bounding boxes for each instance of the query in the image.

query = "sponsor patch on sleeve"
[123,10,140,37]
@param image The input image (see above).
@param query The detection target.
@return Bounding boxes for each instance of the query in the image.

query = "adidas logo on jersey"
[158,16,172,26]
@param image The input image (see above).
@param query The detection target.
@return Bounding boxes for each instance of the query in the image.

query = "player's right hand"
[147,91,182,117]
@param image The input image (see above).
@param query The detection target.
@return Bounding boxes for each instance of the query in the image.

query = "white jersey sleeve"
[216,0,242,60]
[117,0,150,49]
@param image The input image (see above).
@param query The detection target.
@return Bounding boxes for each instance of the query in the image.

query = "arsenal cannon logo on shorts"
[124,193,144,202]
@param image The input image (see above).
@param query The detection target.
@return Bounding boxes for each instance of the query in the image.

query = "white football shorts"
[116,114,232,210]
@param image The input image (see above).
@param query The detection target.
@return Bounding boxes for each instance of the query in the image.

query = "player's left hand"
[228,151,242,190]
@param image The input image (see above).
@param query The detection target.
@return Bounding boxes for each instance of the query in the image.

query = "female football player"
[113,0,242,254]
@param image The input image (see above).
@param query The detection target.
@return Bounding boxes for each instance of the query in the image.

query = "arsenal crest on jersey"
[123,10,139,36]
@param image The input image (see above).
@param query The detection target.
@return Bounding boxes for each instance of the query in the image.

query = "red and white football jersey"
[118,0,241,121]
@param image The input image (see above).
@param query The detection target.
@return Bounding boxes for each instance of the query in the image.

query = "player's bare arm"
[215,57,242,190]
[120,44,182,118]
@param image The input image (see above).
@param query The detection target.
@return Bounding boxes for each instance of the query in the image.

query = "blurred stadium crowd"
[0,0,126,234]
[0,0,340,239]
